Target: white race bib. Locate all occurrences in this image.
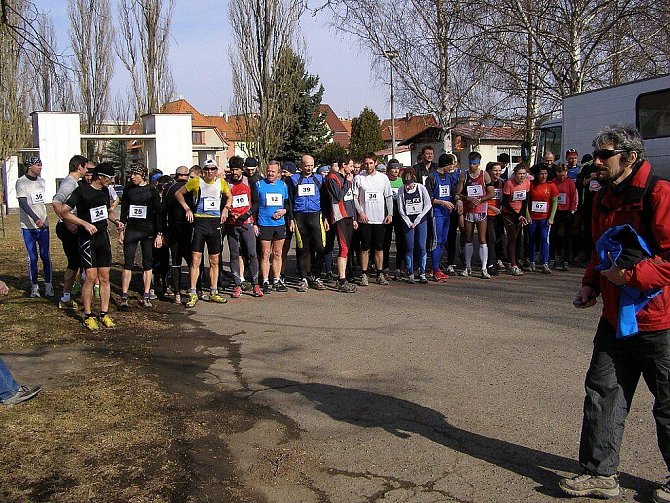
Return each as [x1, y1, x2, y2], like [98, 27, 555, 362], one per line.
[557, 193, 567, 205]
[30, 190, 45, 205]
[202, 197, 219, 211]
[439, 185, 450, 198]
[467, 185, 484, 197]
[406, 202, 422, 215]
[365, 191, 381, 202]
[391, 187, 399, 199]
[343, 188, 354, 201]
[129, 205, 147, 219]
[531, 201, 548, 213]
[232, 194, 249, 208]
[589, 179, 601, 192]
[266, 193, 283, 207]
[494, 188, 503, 200]
[90, 205, 108, 223]
[512, 190, 527, 201]
[298, 184, 315, 197]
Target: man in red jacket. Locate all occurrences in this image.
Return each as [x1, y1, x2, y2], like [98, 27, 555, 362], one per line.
[560, 125, 670, 502]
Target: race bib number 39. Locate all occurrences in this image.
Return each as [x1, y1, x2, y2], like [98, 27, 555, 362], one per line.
[90, 205, 108, 223]
[466, 185, 484, 197]
[266, 193, 283, 207]
[232, 194, 249, 208]
[129, 205, 147, 219]
[30, 190, 45, 205]
[298, 184, 315, 197]
[531, 201, 548, 213]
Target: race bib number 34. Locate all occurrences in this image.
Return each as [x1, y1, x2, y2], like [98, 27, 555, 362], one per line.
[90, 205, 108, 223]
[365, 191, 381, 201]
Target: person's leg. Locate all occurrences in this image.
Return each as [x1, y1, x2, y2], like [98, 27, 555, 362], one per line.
[308, 214, 325, 279]
[486, 216, 496, 267]
[241, 225, 260, 285]
[430, 215, 446, 274]
[227, 227, 243, 286]
[503, 214, 518, 268]
[324, 227, 335, 276]
[0, 356, 20, 402]
[335, 219, 352, 280]
[446, 210, 459, 268]
[527, 220, 538, 265]
[122, 236, 140, 295]
[477, 218, 488, 272]
[540, 218, 551, 265]
[98, 267, 111, 313]
[382, 221, 393, 271]
[271, 239, 285, 282]
[22, 228, 39, 288]
[83, 267, 98, 315]
[393, 213, 406, 271]
[416, 220, 428, 275]
[260, 240, 272, 283]
[373, 225, 385, 273]
[494, 215, 505, 263]
[403, 225, 415, 276]
[209, 253, 221, 291]
[578, 319, 640, 475]
[37, 227, 53, 284]
[189, 252, 203, 291]
[463, 220, 474, 270]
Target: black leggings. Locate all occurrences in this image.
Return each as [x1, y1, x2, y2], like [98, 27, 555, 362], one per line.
[123, 230, 153, 270]
[169, 224, 193, 292]
[295, 212, 325, 278]
[226, 223, 259, 285]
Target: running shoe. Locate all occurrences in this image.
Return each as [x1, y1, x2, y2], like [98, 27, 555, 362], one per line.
[232, 286, 242, 299]
[558, 472, 619, 498]
[562, 261, 570, 271]
[58, 299, 78, 310]
[139, 296, 153, 308]
[376, 274, 389, 285]
[83, 315, 100, 331]
[509, 266, 524, 276]
[496, 260, 505, 270]
[174, 293, 182, 305]
[30, 284, 40, 298]
[297, 279, 309, 292]
[312, 278, 326, 291]
[460, 268, 471, 277]
[210, 292, 228, 304]
[487, 265, 499, 277]
[1, 385, 42, 405]
[541, 263, 552, 274]
[407, 275, 416, 284]
[433, 270, 449, 282]
[253, 284, 264, 297]
[44, 283, 54, 297]
[99, 314, 116, 328]
[481, 269, 491, 279]
[186, 293, 198, 308]
[93, 285, 100, 299]
[241, 281, 252, 292]
[149, 288, 158, 300]
[419, 274, 428, 284]
[274, 279, 288, 292]
[71, 281, 81, 297]
[338, 280, 357, 293]
[525, 262, 535, 272]
[119, 297, 129, 311]
[653, 479, 670, 503]
[262, 282, 272, 295]
[445, 265, 456, 275]
[359, 273, 369, 286]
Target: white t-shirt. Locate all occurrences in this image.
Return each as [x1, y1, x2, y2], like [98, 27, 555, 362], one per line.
[16, 175, 48, 229]
[353, 171, 392, 224]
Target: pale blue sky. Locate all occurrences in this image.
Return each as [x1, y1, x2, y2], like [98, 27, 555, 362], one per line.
[34, 0, 393, 120]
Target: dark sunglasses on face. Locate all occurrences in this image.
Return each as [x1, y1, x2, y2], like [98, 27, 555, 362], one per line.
[176, 173, 188, 177]
[593, 149, 626, 160]
[203, 167, 217, 171]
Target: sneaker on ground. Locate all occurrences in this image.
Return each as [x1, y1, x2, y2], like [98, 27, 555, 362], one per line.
[445, 265, 456, 275]
[312, 278, 326, 291]
[119, 297, 129, 311]
[542, 263, 552, 274]
[481, 269, 491, 279]
[149, 289, 158, 300]
[496, 260, 505, 270]
[58, 299, 78, 310]
[262, 282, 273, 295]
[433, 270, 449, 282]
[174, 293, 182, 305]
[44, 283, 54, 297]
[338, 280, 357, 293]
[376, 274, 389, 285]
[30, 284, 40, 298]
[487, 266, 499, 276]
[562, 261, 570, 271]
[210, 292, 228, 304]
[253, 284, 264, 297]
[93, 285, 100, 299]
[200, 291, 210, 301]
[460, 268, 471, 277]
[359, 273, 369, 286]
[232, 286, 242, 299]
[274, 280, 288, 292]
[653, 479, 670, 503]
[297, 279, 309, 292]
[83, 316, 100, 331]
[186, 293, 198, 308]
[558, 473, 619, 498]
[2, 384, 42, 405]
[509, 266, 524, 276]
[407, 275, 416, 284]
[139, 296, 153, 308]
[99, 314, 116, 328]
[528, 262, 536, 272]
[419, 274, 428, 284]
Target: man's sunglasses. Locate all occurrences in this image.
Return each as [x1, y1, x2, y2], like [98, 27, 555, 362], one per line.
[593, 149, 626, 160]
[203, 167, 218, 171]
[176, 173, 189, 177]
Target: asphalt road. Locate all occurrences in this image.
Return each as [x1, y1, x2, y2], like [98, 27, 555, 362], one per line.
[176, 269, 663, 503]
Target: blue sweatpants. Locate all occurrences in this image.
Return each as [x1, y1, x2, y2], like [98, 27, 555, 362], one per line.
[22, 227, 52, 285]
[430, 213, 451, 272]
[528, 218, 550, 265]
[404, 220, 428, 274]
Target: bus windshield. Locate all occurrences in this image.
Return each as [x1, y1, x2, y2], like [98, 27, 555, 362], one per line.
[536, 125, 562, 163]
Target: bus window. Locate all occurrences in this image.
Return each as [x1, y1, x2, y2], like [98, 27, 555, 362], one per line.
[637, 89, 670, 139]
[535, 125, 562, 164]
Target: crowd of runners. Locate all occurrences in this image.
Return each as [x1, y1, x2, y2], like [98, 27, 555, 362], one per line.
[14, 145, 602, 331]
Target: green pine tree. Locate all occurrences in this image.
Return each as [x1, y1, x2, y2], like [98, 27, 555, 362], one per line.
[349, 107, 383, 160]
[103, 139, 130, 181]
[316, 142, 347, 166]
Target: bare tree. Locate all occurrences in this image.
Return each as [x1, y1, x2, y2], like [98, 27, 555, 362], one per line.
[229, 0, 304, 169]
[116, 0, 175, 117]
[69, 0, 114, 159]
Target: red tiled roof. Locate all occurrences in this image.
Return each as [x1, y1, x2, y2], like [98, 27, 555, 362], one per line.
[380, 114, 437, 142]
[207, 114, 250, 142]
[451, 125, 525, 142]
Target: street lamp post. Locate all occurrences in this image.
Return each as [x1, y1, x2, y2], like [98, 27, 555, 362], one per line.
[383, 49, 399, 160]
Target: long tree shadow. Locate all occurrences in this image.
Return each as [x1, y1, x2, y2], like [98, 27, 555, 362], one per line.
[260, 378, 655, 499]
